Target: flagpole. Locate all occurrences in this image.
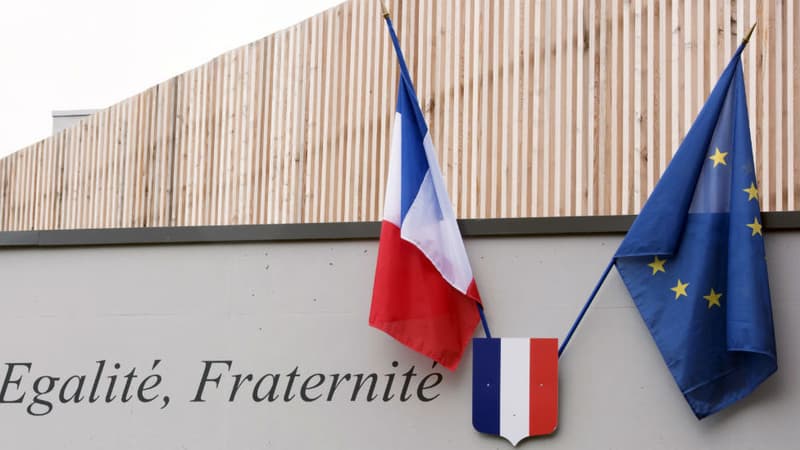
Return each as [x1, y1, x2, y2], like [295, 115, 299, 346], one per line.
[380, 2, 493, 340]
[380, 3, 416, 100]
[558, 259, 615, 357]
[742, 22, 757, 44]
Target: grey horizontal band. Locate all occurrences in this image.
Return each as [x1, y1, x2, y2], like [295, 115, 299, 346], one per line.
[1, 212, 799, 248]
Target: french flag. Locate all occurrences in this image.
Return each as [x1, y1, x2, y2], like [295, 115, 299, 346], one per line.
[369, 14, 481, 371]
[472, 338, 559, 445]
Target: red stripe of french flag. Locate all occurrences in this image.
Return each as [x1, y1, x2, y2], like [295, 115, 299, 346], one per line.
[370, 220, 481, 370]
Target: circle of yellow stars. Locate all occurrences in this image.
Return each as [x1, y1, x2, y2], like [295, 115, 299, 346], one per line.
[641, 147, 766, 310]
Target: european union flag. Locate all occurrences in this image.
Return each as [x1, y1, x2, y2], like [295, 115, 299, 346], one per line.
[614, 43, 777, 419]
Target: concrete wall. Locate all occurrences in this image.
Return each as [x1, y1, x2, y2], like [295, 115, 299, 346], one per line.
[0, 231, 796, 449]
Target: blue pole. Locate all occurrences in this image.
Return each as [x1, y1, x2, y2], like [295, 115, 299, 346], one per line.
[478, 304, 492, 339]
[558, 259, 615, 357]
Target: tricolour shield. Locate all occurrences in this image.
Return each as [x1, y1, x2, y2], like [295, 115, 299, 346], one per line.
[472, 338, 558, 446]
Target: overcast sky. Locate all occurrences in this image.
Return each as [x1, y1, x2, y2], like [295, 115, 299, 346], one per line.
[0, 0, 344, 158]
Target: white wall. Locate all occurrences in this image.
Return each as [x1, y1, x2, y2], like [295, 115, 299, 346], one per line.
[0, 232, 796, 449]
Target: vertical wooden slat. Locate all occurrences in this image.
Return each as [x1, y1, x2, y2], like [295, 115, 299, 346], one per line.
[294, 22, 309, 223]
[87, 112, 98, 228]
[497, 0, 509, 217]
[352, 0, 365, 219]
[282, 27, 295, 224]
[244, 44, 258, 225]
[520, 0, 532, 217]
[230, 48, 242, 225]
[585, 0, 596, 214]
[97, 110, 107, 228]
[140, 94, 151, 227]
[597, 0, 608, 215]
[774, 0, 783, 211]
[164, 81, 177, 227]
[541, 0, 552, 216]
[29, 144, 37, 229]
[683, 0, 693, 136]
[563, 0, 575, 216]
[350, 0, 366, 221]
[789, 0, 796, 210]
[108, 106, 117, 227]
[56, 132, 66, 229]
[24, 146, 34, 229]
[227, 49, 240, 225]
[552, 0, 563, 217]
[36, 140, 46, 230]
[440, 0, 453, 213]
[42, 138, 50, 229]
[305, 16, 320, 222]
[0, 151, 6, 230]
[759, 1, 770, 210]
[217, 57, 229, 226]
[487, 0, 498, 217]
[646, 0, 656, 205]
[0, 156, 6, 230]
[32, 142, 42, 229]
[10, 152, 18, 230]
[622, 0, 632, 214]
[671, 0, 681, 156]
[696, 0, 705, 107]
[452, 0, 463, 216]
[66, 124, 75, 228]
[9, 151, 16, 229]
[39, 138, 49, 229]
[77, 120, 88, 228]
[13, 147, 20, 229]
[147, 87, 159, 227]
[633, 0, 643, 212]
[258, 39, 271, 224]
[336, 8, 350, 222]
[467, 0, 479, 217]
[319, 14, 333, 223]
[3, 150, 10, 229]
[612, 0, 622, 215]
[186, 69, 198, 226]
[105, 105, 115, 227]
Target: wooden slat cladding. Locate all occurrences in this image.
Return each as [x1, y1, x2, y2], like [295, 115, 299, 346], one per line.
[1, 0, 798, 231]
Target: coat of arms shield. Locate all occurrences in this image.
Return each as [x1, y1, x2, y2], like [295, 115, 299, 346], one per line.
[472, 337, 558, 446]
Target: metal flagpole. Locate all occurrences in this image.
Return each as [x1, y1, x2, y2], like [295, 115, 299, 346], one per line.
[558, 259, 615, 357]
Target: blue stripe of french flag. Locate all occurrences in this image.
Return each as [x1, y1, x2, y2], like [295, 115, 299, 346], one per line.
[472, 338, 559, 446]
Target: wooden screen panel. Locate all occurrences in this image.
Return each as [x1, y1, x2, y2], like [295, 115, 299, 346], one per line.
[0, 0, 798, 231]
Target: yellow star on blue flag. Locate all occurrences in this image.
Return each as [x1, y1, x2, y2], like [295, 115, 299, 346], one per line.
[613, 42, 777, 419]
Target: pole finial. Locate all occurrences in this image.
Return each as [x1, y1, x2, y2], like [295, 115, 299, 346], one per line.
[381, 1, 390, 18]
[742, 22, 757, 45]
